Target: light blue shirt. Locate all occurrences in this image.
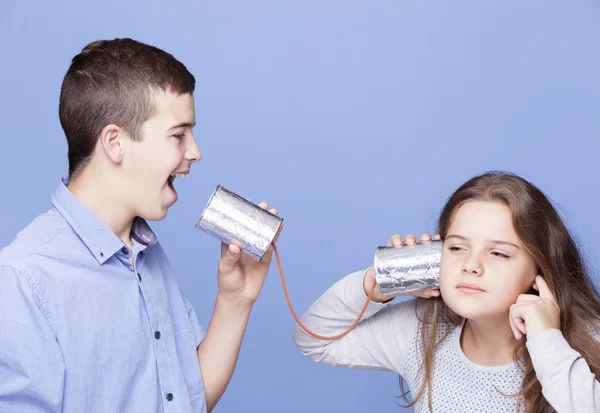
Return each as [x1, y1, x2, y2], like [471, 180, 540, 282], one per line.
[0, 179, 207, 413]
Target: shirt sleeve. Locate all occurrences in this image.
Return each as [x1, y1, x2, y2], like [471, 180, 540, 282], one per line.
[526, 328, 600, 412]
[182, 295, 206, 348]
[0, 265, 65, 413]
[292, 269, 420, 377]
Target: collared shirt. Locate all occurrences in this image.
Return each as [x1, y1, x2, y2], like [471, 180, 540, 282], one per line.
[0, 179, 207, 413]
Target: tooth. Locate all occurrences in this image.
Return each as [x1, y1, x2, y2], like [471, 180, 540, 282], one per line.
[181, 174, 186, 179]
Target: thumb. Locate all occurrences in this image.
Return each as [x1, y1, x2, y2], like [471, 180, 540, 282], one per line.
[218, 243, 241, 276]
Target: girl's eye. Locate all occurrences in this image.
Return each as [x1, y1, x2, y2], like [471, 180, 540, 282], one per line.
[491, 252, 510, 259]
[449, 246, 463, 252]
[174, 133, 185, 141]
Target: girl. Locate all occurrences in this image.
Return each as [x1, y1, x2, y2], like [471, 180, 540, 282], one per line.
[293, 171, 600, 412]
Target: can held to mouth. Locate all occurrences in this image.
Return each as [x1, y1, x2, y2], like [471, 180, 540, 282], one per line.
[374, 240, 443, 295]
[195, 185, 283, 261]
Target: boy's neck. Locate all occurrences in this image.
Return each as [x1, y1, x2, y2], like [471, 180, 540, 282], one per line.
[67, 172, 134, 250]
[460, 315, 518, 366]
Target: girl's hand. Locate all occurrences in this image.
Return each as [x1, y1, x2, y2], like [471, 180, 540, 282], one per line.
[364, 233, 442, 303]
[508, 276, 561, 341]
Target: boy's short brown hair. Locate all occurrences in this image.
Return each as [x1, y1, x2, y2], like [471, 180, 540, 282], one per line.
[59, 38, 195, 178]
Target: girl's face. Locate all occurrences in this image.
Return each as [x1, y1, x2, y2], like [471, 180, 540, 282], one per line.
[439, 201, 538, 321]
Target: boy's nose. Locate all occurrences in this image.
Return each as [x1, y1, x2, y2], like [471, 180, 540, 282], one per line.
[186, 139, 202, 163]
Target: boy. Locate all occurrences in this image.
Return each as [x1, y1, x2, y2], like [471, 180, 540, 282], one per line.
[0, 38, 279, 413]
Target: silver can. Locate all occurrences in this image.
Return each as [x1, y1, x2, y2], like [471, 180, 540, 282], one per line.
[374, 240, 443, 295]
[195, 185, 283, 261]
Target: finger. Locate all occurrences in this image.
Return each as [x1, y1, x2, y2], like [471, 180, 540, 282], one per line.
[258, 201, 269, 210]
[218, 243, 241, 275]
[510, 303, 529, 335]
[427, 288, 441, 297]
[269, 208, 278, 215]
[516, 294, 539, 304]
[515, 316, 527, 336]
[389, 234, 402, 247]
[404, 234, 417, 246]
[433, 234, 441, 240]
[508, 309, 522, 340]
[510, 311, 527, 338]
[419, 233, 432, 243]
[534, 276, 556, 301]
[414, 288, 440, 299]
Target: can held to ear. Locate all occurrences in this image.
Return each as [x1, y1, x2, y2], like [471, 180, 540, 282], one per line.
[195, 185, 283, 261]
[374, 240, 443, 295]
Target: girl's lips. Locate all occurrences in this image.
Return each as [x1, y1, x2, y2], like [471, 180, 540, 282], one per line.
[456, 283, 485, 294]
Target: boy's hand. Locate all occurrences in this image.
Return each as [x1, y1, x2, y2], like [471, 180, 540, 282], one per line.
[216, 202, 281, 307]
[364, 232, 442, 303]
[509, 275, 560, 341]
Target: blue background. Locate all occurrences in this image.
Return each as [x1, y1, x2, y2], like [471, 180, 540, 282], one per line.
[1, 1, 598, 412]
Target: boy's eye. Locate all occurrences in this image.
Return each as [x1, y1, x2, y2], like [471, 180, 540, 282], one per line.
[174, 133, 185, 140]
[449, 246, 463, 252]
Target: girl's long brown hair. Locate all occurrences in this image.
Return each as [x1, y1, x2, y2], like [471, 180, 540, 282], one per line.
[399, 171, 600, 412]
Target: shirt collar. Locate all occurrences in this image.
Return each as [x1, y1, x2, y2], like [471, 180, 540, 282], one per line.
[51, 177, 157, 264]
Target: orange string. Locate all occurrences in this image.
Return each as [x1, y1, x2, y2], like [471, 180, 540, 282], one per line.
[271, 243, 378, 341]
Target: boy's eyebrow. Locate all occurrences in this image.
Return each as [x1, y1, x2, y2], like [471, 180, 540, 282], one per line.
[168, 121, 196, 130]
[445, 234, 521, 249]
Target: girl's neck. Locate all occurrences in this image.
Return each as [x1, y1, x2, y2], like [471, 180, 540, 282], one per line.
[460, 316, 519, 366]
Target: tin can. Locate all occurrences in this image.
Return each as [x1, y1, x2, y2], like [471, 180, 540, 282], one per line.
[195, 185, 283, 261]
[374, 240, 443, 295]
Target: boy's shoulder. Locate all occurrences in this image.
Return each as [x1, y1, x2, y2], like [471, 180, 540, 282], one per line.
[0, 208, 69, 269]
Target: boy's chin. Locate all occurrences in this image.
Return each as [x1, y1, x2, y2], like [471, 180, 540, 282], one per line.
[139, 206, 170, 222]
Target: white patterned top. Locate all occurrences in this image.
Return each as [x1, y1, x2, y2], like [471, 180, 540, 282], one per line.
[293, 270, 600, 412]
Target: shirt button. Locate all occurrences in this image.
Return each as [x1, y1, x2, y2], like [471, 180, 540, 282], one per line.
[137, 273, 142, 282]
[121, 247, 129, 254]
[154, 331, 161, 340]
[166, 393, 174, 401]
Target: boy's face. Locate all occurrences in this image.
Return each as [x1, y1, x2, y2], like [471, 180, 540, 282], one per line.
[121, 90, 201, 221]
[438, 201, 537, 322]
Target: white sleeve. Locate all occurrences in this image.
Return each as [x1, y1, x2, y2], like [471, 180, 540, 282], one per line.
[292, 269, 420, 377]
[527, 328, 600, 413]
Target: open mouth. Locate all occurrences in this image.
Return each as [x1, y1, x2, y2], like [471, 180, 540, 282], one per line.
[167, 173, 187, 194]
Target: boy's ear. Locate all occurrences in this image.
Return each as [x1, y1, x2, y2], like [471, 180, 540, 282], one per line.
[99, 124, 125, 164]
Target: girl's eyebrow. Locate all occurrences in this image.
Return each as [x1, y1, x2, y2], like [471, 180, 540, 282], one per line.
[489, 240, 521, 250]
[446, 234, 468, 242]
[446, 234, 521, 250]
